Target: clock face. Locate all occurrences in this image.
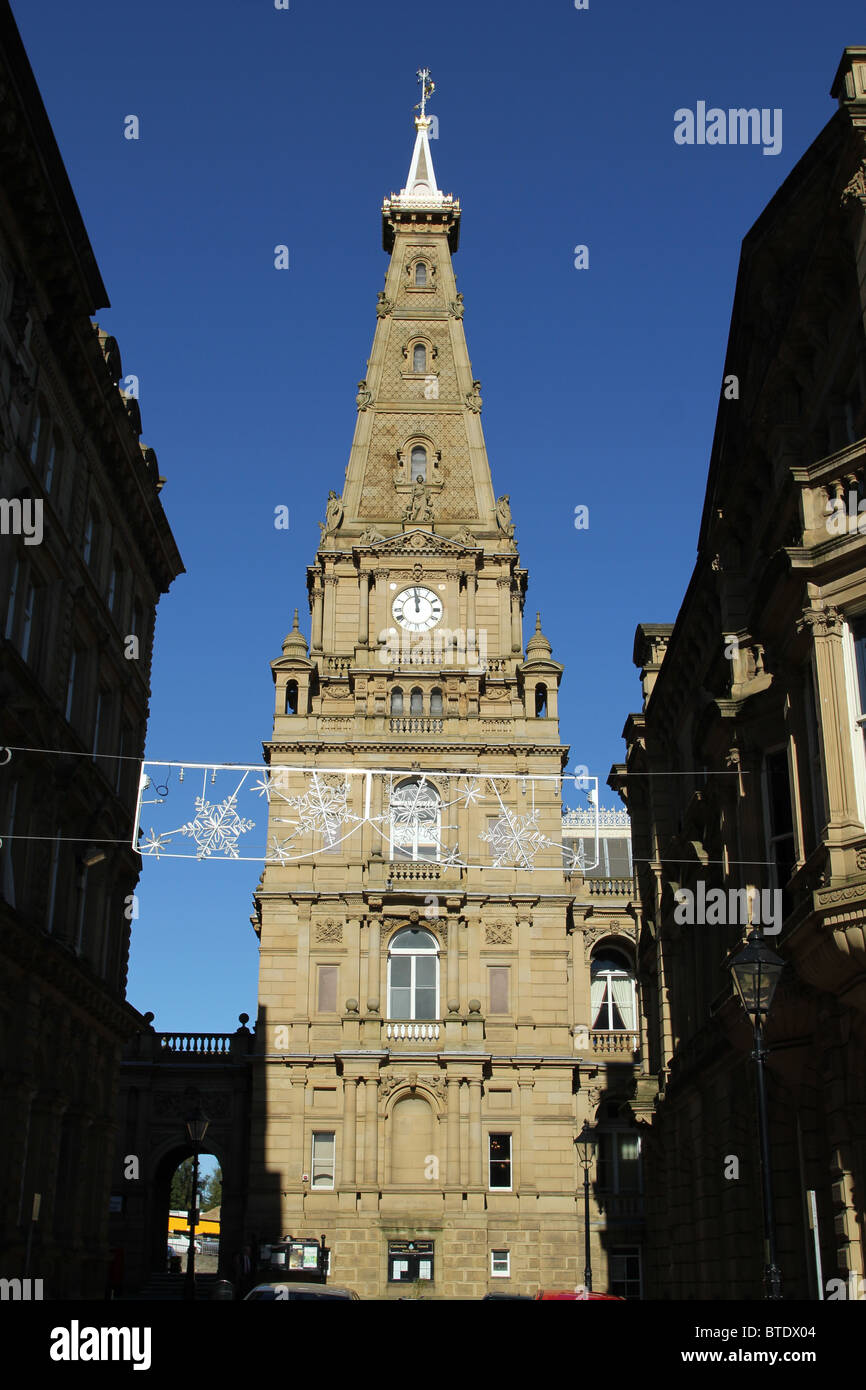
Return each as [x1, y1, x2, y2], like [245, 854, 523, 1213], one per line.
[392, 585, 443, 632]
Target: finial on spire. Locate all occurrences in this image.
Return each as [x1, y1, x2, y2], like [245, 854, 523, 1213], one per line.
[291, 608, 299, 632]
[415, 67, 435, 121]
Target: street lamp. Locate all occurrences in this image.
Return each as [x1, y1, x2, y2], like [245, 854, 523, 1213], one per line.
[574, 1123, 597, 1293]
[729, 929, 785, 1300]
[183, 1102, 209, 1302]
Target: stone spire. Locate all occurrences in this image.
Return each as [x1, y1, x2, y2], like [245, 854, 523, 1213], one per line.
[323, 76, 504, 543]
[526, 612, 553, 659]
[281, 608, 308, 658]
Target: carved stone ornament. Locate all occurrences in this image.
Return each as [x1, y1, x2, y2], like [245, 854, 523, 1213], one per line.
[856, 848, 866, 873]
[154, 1091, 230, 1120]
[356, 380, 373, 411]
[403, 483, 435, 524]
[495, 494, 514, 538]
[841, 162, 866, 210]
[464, 380, 482, 413]
[380, 1073, 446, 1103]
[376, 292, 394, 317]
[315, 920, 343, 943]
[448, 293, 465, 319]
[485, 922, 512, 944]
[796, 604, 843, 638]
[319, 490, 344, 539]
[358, 527, 386, 545]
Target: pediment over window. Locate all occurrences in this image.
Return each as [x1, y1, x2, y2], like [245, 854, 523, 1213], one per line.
[353, 529, 473, 556]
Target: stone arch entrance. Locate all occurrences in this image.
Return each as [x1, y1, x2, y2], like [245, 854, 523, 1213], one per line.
[108, 1020, 253, 1295]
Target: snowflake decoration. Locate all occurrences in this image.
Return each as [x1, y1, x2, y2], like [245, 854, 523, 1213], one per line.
[286, 773, 355, 841]
[140, 828, 169, 858]
[267, 835, 294, 865]
[480, 810, 552, 869]
[456, 776, 483, 807]
[179, 794, 256, 859]
[440, 843, 465, 868]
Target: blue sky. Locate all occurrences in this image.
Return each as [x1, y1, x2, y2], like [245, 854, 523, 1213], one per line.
[14, 0, 865, 1030]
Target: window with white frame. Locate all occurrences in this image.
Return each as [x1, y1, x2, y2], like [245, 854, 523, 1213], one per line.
[490, 1249, 510, 1277]
[390, 776, 441, 860]
[590, 947, 636, 1031]
[311, 1131, 335, 1188]
[387, 926, 439, 1019]
[488, 1133, 512, 1190]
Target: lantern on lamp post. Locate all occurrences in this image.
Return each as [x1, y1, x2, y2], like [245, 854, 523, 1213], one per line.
[183, 1102, 209, 1302]
[728, 928, 785, 1300]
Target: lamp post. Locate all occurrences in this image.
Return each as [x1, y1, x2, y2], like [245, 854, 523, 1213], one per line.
[729, 929, 785, 1300]
[183, 1103, 209, 1302]
[574, 1124, 597, 1294]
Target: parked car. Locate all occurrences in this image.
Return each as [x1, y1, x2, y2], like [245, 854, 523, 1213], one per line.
[534, 1289, 624, 1300]
[244, 1281, 360, 1300]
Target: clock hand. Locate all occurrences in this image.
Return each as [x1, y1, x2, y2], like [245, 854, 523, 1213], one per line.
[414, 589, 420, 613]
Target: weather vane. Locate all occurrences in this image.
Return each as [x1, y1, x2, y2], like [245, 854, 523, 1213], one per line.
[415, 67, 435, 120]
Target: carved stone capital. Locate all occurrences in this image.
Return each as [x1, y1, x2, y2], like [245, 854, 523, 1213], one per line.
[796, 604, 844, 639]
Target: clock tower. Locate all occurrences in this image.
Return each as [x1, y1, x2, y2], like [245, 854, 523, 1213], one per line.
[246, 82, 637, 1299]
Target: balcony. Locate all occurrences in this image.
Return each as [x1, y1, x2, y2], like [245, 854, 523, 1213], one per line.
[389, 717, 444, 733]
[158, 1032, 234, 1056]
[385, 1021, 441, 1042]
[387, 861, 442, 882]
[586, 876, 635, 897]
[589, 1030, 640, 1058]
[597, 1192, 645, 1220]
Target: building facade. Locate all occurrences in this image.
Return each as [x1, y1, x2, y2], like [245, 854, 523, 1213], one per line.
[245, 100, 648, 1300]
[0, 2, 183, 1298]
[612, 49, 866, 1300]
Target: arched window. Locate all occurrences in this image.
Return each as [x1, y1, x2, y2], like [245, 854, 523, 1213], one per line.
[388, 926, 439, 1019]
[412, 343, 426, 373]
[430, 687, 443, 716]
[390, 686, 404, 716]
[285, 680, 299, 715]
[410, 687, 423, 715]
[410, 446, 427, 483]
[535, 683, 548, 717]
[590, 947, 636, 1031]
[414, 262, 428, 288]
[390, 776, 441, 861]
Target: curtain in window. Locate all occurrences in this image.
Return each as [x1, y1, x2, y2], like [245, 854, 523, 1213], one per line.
[610, 977, 635, 1030]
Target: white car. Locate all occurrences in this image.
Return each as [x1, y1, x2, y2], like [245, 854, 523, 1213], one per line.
[168, 1237, 201, 1255]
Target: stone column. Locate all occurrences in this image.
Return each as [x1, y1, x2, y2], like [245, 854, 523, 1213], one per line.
[323, 573, 339, 651]
[447, 915, 460, 1011]
[797, 605, 861, 832]
[373, 570, 391, 650]
[367, 916, 382, 1011]
[311, 578, 324, 651]
[447, 1076, 461, 1187]
[358, 572, 370, 646]
[364, 1076, 379, 1186]
[511, 590, 523, 653]
[497, 579, 511, 657]
[465, 572, 476, 643]
[518, 1072, 535, 1192]
[468, 1078, 483, 1188]
[342, 1078, 357, 1187]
